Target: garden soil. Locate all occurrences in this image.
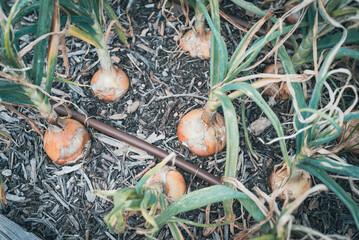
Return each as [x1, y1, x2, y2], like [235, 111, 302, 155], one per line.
[0, 0, 358, 239]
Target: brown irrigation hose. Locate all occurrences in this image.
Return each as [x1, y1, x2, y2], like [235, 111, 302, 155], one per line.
[54, 105, 221, 185]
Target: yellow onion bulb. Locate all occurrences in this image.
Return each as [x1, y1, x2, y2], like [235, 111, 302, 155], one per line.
[146, 166, 186, 201]
[284, 3, 301, 24]
[180, 29, 211, 59]
[90, 66, 129, 101]
[269, 164, 312, 200]
[263, 63, 290, 100]
[336, 119, 359, 155]
[177, 109, 226, 156]
[44, 118, 91, 165]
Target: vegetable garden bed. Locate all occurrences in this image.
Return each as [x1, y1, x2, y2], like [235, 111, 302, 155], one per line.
[1, 0, 359, 239]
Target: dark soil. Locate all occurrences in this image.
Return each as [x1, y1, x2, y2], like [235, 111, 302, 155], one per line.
[1, 0, 359, 239]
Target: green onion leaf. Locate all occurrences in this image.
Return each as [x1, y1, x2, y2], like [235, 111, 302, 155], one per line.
[298, 162, 359, 229]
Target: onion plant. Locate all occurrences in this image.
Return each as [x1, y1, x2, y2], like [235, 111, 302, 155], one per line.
[292, 0, 359, 68]
[60, 0, 130, 101]
[0, 0, 91, 165]
[95, 153, 269, 238]
[179, 0, 211, 59]
[223, 177, 333, 239]
[280, 1, 359, 230]
[262, 63, 290, 101]
[177, 0, 313, 221]
[232, 0, 359, 229]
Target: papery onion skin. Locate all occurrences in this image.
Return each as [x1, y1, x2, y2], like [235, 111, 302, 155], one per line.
[263, 63, 290, 100]
[177, 109, 226, 156]
[44, 118, 91, 165]
[146, 166, 186, 201]
[164, 169, 186, 201]
[180, 29, 211, 59]
[269, 165, 312, 200]
[91, 66, 129, 101]
[284, 3, 301, 24]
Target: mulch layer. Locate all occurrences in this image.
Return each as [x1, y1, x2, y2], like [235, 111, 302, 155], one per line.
[1, 0, 359, 239]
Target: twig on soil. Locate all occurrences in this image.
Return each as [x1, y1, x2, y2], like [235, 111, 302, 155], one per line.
[42, 181, 70, 210]
[150, 71, 169, 87]
[155, 93, 208, 101]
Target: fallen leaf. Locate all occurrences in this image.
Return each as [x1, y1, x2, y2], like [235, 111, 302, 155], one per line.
[94, 133, 153, 160]
[94, 133, 123, 148]
[248, 117, 272, 136]
[146, 132, 165, 144]
[54, 163, 83, 176]
[109, 113, 128, 120]
[111, 56, 121, 63]
[127, 101, 140, 113]
[140, 28, 149, 37]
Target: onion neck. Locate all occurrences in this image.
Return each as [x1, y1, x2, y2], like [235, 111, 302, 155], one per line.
[92, 20, 113, 70]
[26, 88, 58, 125]
[96, 47, 113, 71]
[201, 99, 218, 125]
[194, 1, 206, 35]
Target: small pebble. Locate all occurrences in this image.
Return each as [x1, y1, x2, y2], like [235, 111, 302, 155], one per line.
[1, 169, 11, 177]
[85, 191, 96, 203]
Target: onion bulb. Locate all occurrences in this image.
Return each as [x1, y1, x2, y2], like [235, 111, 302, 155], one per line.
[263, 63, 290, 100]
[269, 164, 312, 200]
[146, 166, 186, 201]
[180, 29, 211, 59]
[91, 66, 129, 101]
[284, 3, 300, 24]
[44, 118, 91, 165]
[336, 119, 359, 155]
[177, 109, 226, 156]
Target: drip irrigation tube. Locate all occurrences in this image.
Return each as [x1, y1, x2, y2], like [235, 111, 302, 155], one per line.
[54, 105, 222, 185]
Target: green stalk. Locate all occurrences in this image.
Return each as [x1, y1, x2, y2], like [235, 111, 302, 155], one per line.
[194, 0, 206, 35]
[25, 87, 57, 124]
[91, 19, 113, 70]
[204, 78, 281, 115]
[45, 0, 60, 97]
[154, 185, 269, 233]
[241, 100, 258, 160]
[292, 15, 350, 68]
[221, 82, 291, 172]
[33, 0, 54, 86]
[216, 91, 240, 220]
[96, 47, 113, 70]
[291, 28, 314, 68]
[67, 23, 112, 70]
[67, 25, 101, 48]
[4, 0, 21, 67]
[298, 47, 359, 65]
[276, 45, 306, 153]
[231, 0, 277, 23]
